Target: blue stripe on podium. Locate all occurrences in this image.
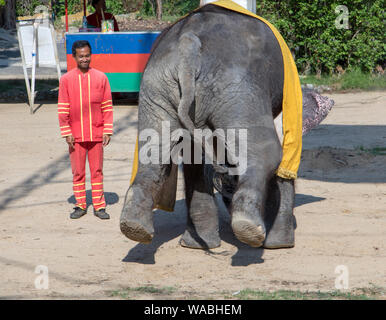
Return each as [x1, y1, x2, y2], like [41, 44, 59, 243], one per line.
[66, 32, 161, 54]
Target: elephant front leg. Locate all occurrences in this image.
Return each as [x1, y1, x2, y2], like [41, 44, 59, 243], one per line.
[179, 164, 221, 249]
[263, 177, 295, 249]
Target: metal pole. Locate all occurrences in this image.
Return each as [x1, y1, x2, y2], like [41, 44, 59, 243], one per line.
[30, 22, 38, 114]
[16, 23, 32, 111]
[50, 22, 62, 81]
[65, 0, 68, 32]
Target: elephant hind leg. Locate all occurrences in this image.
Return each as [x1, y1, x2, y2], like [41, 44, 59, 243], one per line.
[120, 160, 178, 244]
[120, 103, 180, 244]
[231, 219, 266, 247]
[230, 127, 282, 248]
[263, 176, 295, 249]
[179, 163, 221, 249]
[120, 184, 155, 244]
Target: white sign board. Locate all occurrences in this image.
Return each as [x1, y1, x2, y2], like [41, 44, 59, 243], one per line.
[17, 19, 61, 113]
[200, 0, 256, 13]
[17, 20, 57, 67]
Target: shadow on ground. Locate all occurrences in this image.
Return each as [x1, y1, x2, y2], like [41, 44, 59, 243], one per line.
[0, 112, 136, 213]
[121, 196, 266, 266]
[121, 195, 266, 266]
[122, 200, 187, 264]
[67, 191, 119, 209]
[295, 194, 325, 207]
[121, 190, 323, 266]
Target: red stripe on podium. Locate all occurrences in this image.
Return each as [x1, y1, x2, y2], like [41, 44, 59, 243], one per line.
[67, 53, 150, 73]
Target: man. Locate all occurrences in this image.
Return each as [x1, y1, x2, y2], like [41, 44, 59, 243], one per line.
[58, 40, 113, 219]
[86, 0, 119, 31]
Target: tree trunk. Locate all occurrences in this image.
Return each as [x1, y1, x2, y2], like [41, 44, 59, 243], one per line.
[156, 0, 162, 20]
[0, 0, 16, 29]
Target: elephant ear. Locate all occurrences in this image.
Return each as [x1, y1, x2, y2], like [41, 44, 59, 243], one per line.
[302, 91, 335, 135]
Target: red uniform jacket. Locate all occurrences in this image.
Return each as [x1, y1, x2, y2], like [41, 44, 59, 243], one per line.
[86, 12, 119, 31]
[58, 68, 113, 142]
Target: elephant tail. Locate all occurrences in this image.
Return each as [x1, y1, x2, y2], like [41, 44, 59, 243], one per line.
[176, 32, 229, 175]
[176, 32, 201, 135]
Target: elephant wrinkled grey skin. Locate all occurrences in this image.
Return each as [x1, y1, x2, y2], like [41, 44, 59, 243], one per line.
[120, 5, 334, 250]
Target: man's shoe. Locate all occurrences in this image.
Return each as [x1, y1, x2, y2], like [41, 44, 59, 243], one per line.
[70, 207, 87, 219]
[94, 208, 110, 220]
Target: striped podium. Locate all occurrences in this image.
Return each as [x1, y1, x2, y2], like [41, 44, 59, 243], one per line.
[65, 32, 161, 92]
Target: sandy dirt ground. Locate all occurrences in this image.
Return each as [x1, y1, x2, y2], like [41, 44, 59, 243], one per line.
[0, 91, 385, 300]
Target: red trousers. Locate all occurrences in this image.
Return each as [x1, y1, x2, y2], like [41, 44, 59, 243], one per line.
[69, 142, 106, 211]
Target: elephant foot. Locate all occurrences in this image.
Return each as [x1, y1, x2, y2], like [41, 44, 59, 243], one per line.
[120, 186, 154, 244]
[120, 219, 154, 244]
[231, 213, 266, 247]
[263, 212, 294, 249]
[179, 228, 221, 249]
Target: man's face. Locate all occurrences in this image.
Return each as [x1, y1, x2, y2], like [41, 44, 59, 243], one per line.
[74, 46, 91, 70]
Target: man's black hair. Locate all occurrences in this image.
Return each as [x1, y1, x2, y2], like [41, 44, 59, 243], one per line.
[92, 0, 101, 8]
[72, 40, 92, 56]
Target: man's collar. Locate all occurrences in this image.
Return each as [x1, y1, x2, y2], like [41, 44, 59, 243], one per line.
[76, 67, 92, 75]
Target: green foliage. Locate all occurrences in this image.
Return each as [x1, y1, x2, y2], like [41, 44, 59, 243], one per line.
[162, 0, 200, 17]
[0, 0, 5, 8]
[52, 0, 82, 18]
[140, 0, 154, 16]
[16, 0, 136, 18]
[140, 0, 200, 18]
[15, 0, 384, 76]
[105, 0, 126, 15]
[16, 0, 43, 16]
[256, 0, 385, 74]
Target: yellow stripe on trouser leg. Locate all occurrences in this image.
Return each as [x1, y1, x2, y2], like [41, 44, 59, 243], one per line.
[211, 0, 303, 179]
[91, 183, 105, 209]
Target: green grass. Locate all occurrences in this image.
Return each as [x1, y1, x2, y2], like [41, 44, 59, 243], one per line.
[106, 285, 383, 300]
[227, 288, 381, 300]
[301, 69, 386, 91]
[108, 285, 176, 299]
[355, 146, 386, 156]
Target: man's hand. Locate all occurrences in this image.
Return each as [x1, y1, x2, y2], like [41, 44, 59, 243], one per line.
[65, 135, 75, 149]
[103, 134, 111, 147]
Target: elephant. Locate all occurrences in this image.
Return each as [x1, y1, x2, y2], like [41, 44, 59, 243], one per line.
[120, 4, 334, 250]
